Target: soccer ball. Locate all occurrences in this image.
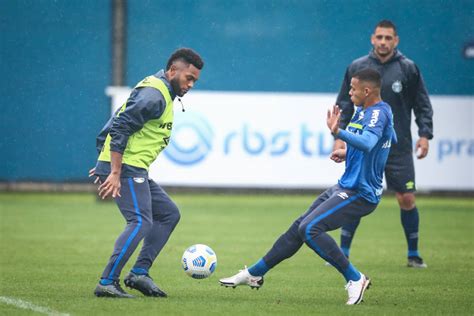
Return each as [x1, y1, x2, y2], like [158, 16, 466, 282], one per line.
[181, 244, 217, 279]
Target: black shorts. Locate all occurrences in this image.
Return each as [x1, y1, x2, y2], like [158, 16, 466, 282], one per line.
[384, 152, 416, 193]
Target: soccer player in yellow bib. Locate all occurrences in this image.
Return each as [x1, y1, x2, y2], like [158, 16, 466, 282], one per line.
[90, 48, 203, 298]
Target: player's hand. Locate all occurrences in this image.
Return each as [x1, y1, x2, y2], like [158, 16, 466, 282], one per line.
[88, 167, 96, 177]
[330, 148, 346, 163]
[415, 137, 429, 159]
[98, 173, 121, 199]
[327, 105, 341, 135]
[332, 138, 346, 152]
[88, 167, 101, 184]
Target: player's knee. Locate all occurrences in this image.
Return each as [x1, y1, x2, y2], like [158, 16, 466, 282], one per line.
[169, 207, 181, 226]
[126, 209, 151, 226]
[297, 222, 306, 240]
[297, 221, 321, 241]
[165, 202, 181, 226]
[153, 203, 180, 227]
[396, 192, 416, 210]
[163, 203, 181, 227]
[140, 217, 153, 234]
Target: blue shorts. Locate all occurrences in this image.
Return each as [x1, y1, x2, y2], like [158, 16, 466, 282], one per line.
[298, 184, 378, 238]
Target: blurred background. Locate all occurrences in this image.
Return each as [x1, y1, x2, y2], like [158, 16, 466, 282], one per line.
[1, 0, 473, 192]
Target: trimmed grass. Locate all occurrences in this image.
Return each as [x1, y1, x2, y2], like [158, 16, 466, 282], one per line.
[0, 193, 473, 315]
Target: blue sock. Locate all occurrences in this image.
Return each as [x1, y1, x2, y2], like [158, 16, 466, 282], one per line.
[340, 219, 360, 258]
[248, 258, 269, 277]
[341, 247, 350, 258]
[401, 207, 420, 257]
[100, 278, 114, 285]
[131, 267, 148, 275]
[343, 263, 361, 282]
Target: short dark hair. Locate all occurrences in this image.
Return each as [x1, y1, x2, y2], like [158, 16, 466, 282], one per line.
[375, 19, 397, 35]
[166, 48, 204, 70]
[353, 68, 382, 89]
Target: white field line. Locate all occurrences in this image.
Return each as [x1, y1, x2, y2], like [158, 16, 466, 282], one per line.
[0, 296, 70, 316]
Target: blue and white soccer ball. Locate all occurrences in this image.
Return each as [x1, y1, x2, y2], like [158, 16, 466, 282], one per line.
[181, 244, 217, 279]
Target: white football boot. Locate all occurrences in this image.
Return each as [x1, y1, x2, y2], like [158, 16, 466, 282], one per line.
[219, 266, 264, 289]
[407, 256, 428, 268]
[345, 273, 370, 305]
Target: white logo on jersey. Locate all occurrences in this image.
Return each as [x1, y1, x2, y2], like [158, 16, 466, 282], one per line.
[375, 187, 383, 196]
[392, 80, 403, 93]
[337, 192, 349, 200]
[382, 139, 392, 148]
[368, 109, 380, 127]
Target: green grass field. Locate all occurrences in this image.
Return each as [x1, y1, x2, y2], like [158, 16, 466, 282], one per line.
[0, 192, 473, 315]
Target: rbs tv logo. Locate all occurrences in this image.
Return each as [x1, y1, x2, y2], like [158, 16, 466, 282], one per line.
[163, 112, 334, 166]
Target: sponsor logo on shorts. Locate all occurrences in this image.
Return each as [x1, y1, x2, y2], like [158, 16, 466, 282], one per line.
[337, 192, 349, 199]
[133, 177, 145, 184]
[405, 181, 415, 190]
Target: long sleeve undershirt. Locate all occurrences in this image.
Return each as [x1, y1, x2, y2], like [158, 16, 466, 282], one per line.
[337, 129, 379, 153]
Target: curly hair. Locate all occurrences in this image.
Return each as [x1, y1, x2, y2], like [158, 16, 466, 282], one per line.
[166, 48, 204, 70]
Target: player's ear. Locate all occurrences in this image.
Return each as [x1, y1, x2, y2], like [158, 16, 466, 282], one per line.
[169, 63, 179, 76]
[394, 35, 400, 48]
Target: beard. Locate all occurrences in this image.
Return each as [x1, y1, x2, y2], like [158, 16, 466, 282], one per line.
[376, 46, 392, 57]
[170, 77, 183, 97]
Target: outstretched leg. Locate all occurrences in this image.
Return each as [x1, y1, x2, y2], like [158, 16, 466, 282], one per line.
[297, 186, 376, 304]
[248, 187, 336, 276]
[219, 187, 334, 288]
